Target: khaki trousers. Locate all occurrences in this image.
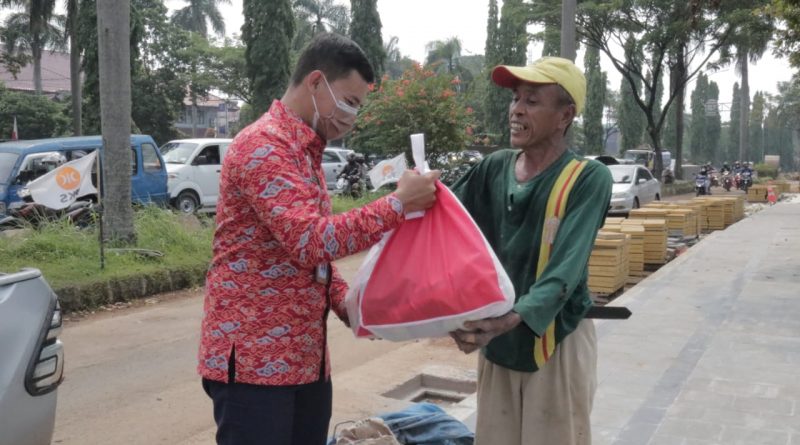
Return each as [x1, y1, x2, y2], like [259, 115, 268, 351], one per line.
[475, 319, 597, 445]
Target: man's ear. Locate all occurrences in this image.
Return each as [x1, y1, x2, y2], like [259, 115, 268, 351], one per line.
[305, 70, 324, 93]
[560, 104, 576, 132]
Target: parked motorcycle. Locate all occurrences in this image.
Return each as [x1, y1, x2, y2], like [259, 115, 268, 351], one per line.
[0, 194, 95, 231]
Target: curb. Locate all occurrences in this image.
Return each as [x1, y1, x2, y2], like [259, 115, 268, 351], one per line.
[54, 264, 208, 312]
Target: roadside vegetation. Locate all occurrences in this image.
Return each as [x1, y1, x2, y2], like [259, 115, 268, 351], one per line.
[0, 192, 389, 289]
[331, 191, 391, 214]
[0, 206, 213, 289]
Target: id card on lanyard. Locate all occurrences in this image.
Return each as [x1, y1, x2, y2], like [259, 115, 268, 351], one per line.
[306, 154, 331, 285]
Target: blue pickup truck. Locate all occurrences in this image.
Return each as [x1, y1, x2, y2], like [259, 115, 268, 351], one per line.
[0, 135, 169, 217]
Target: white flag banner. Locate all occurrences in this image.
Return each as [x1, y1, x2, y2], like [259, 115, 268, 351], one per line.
[368, 153, 407, 191]
[28, 151, 98, 210]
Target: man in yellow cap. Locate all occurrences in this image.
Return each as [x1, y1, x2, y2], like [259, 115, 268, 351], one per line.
[449, 57, 612, 445]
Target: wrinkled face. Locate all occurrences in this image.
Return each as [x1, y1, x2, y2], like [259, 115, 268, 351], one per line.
[310, 70, 369, 141]
[508, 82, 574, 150]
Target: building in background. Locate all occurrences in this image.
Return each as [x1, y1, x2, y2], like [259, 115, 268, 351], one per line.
[175, 93, 240, 138]
[0, 51, 72, 98]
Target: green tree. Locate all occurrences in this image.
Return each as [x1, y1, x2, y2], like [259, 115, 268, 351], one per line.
[170, 0, 230, 38]
[728, 82, 741, 162]
[583, 44, 605, 154]
[79, 0, 195, 144]
[689, 72, 709, 162]
[749, 91, 766, 162]
[425, 37, 462, 75]
[383, 35, 416, 80]
[243, 0, 293, 117]
[349, 0, 384, 81]
[578, 0, 732, 179]
[171, 0, 230, 137]
[1, 0, 65, 95]
[0, 85, 69, 138]
[706, 80, 721, 163]
[773, 0, 800, 67]
[484, 0, 527, 145]
[618, 36, 645, 151]
[718, 0, 774, 162]
[350, 65, 471, 163]
[292, 0, 349, 56]
[203, 37, 251, 103]
[775, 75, 800, 170]
[295, 0, 348, 36]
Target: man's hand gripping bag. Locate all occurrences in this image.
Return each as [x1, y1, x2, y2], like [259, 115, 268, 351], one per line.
[344, 157, 515, 341]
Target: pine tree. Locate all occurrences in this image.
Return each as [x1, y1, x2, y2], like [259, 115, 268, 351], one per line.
[483, 0, 527, 145]
[618, 37, 645, 152]
[707, 80, 722, 163]
[583, 45, 605, 154]
[689, 72, 709, 163]
[243, 0, 294, 117]
[350, 0, 385, 81]
[485, 0, 499, 66]
[542, 22, 560, 57]
[749, 91, 766, 163]
[728, 82, 741, 162]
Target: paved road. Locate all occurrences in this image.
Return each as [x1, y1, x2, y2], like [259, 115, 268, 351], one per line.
[592, 195, 800, 444]
[51, 253, 407, 445]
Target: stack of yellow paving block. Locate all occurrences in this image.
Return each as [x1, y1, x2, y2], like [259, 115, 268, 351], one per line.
[694, 197, 727, 230]
[773, 181, 790, 196]
[728, 195, 745, 221]
[622, 218, 667, 265]
[746, 184, 768, 202]
[642, 203, 698, 238]
[588, 231, 630, 295]
[674, 200, 708, 234]
[602, 221, 645, 278]
[714, 195, 744, 223]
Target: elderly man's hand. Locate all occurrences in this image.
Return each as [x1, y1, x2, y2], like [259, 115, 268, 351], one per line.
[449, 311, 522, 354]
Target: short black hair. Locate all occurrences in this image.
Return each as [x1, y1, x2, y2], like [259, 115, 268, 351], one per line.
[291, 33, 375, 86]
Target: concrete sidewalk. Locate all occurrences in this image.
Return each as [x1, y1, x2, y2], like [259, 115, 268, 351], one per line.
[593, 197, 800, 444]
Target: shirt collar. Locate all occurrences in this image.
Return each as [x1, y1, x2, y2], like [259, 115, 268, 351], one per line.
[268, 100, 326, 164]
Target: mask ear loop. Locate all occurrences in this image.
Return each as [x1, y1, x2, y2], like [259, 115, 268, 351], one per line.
[312, 74, 337, 120]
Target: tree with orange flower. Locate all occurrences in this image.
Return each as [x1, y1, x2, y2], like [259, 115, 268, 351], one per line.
[349, 64, 473, 167]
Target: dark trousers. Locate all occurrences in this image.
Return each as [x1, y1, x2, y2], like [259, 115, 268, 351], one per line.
[202, 377, 332, 445]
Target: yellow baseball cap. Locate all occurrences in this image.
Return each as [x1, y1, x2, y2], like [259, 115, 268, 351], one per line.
[491, 57, 586, 115]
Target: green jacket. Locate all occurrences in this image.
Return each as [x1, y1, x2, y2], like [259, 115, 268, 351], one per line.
[452, 149, 612, 372]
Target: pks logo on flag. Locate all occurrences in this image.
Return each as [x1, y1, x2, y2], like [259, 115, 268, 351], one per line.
[28, 151, 98, 209]
[367, 153, 407, 191]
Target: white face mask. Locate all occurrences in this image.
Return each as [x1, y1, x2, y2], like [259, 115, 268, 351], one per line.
[311, 74, 358, 139]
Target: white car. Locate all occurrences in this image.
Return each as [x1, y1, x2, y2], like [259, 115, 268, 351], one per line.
[607, 164, 662, 214]
[160, 138, 232, 213]
[322, 147, 354, 190]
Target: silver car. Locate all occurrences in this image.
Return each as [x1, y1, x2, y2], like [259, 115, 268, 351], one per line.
[322, 147, 354, 190]
[0, 269, 65, 445]
[608, 165, 662, 214]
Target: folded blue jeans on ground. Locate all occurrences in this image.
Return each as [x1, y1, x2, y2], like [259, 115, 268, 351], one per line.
[379, 402, 474, 445]
[329, 402, 473, 445]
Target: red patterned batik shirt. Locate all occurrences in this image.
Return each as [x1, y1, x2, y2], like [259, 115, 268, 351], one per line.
[198, 100, 405, 386]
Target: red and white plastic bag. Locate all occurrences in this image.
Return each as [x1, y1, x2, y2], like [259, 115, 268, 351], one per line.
[344, 134, 515, 341]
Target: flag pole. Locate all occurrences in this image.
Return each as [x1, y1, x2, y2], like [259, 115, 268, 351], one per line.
[97, 151, 105, 270]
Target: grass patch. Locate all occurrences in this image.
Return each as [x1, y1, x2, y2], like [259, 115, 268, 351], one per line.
[331, 190, 391, 213]
[0, 206, 214, 290]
